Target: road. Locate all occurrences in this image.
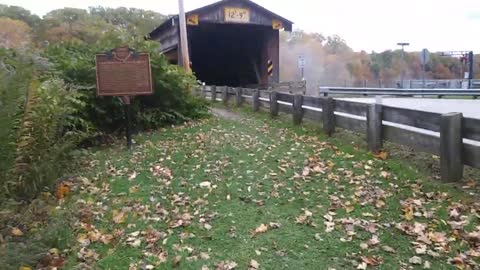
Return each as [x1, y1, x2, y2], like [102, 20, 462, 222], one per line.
[339, 98, 480, 119]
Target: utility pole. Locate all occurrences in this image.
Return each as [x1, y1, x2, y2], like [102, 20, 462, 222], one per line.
[397, 42, 410, 88]
[178, 0, 191, 73]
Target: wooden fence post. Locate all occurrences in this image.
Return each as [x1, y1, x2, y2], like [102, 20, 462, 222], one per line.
[440, 112, 464, 182]
[367, 103, 383, 152]
[235, 88, 243, 106]
[322, 97, 335, 136]
[201, 85, 206, 99]
[253, 89, 260, 112]
[211, 86, 217, 102]
[293, 94, 304, 125]
[270, 91, 279, 117]
[222, 86, 229, 104]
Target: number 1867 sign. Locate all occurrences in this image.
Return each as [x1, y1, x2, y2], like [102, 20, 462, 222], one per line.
[95, 47, 153, 97]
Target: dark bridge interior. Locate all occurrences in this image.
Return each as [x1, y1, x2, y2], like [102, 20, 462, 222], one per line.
[188, 23, 266, 87]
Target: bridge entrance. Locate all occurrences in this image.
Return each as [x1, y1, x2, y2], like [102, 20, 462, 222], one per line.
[189, 23, 272, 86]
[148, 0, 292, 87]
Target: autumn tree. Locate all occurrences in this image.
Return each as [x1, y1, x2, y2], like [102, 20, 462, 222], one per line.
[0, 4, 40, 27]
[0, 17, 32, 49]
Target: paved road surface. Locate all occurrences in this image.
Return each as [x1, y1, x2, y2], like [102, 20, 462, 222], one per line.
[339, 98, 479, 119]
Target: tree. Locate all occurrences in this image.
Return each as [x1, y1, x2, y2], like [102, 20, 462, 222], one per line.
[89, 7, 166, 36]
[0, 17, 32, 49]
[0, 4, 40, 26]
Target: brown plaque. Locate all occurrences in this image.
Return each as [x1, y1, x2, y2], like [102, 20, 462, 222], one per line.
[95, 47, 153, 96]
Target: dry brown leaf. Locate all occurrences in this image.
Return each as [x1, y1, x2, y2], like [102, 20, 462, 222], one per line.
[248, 259, 259, 270]
[172, 255, 182, 267]
[200, 181, 212, 188]
[409, 256, 422, 265]
[375, 199, 386, 209]
[373, 151, 388, 160]
[129, 185, 139, 193]
[361, 256, 382, 266]
[112, 210, 126, 224]
[381, 245, 396, 254]
[56, 183, 70, 199]
[357, 262, 367, 270]
[11, 227, 23, 236]
[269, 222, 281, 229]
[252, 224, 268, 236]
[216, 260, 237, 270]
[403, 205, 414, 221]
[368, 235, 380, 246]
[100, 234, 114, 244]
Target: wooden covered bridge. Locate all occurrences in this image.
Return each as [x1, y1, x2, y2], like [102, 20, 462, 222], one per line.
[148, 0, 293, 87]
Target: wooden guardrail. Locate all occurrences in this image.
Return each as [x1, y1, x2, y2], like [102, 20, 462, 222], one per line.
[197, 85, 480, 182]
[319, 87, 480, 98]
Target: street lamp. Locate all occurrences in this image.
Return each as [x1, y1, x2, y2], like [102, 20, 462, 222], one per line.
[397, 42, 410, 88]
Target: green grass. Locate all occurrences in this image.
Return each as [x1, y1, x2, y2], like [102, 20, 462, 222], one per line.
[9, 106, 480, 269]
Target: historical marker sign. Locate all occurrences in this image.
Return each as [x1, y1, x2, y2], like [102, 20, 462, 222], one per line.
[95, 47, 153, 96]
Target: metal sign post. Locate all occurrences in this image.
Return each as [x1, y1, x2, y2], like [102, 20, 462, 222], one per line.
[121, 96, 133, 149]
[298, 55, 305, 80]
[420, 49, 430, 88]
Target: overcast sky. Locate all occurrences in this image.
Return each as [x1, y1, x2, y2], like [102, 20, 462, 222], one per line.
[1, 0, 480, 53]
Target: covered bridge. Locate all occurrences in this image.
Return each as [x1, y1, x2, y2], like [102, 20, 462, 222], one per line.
[148, 0, 293, 87]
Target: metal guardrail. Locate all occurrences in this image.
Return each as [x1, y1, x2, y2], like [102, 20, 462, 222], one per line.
[319, 87, 480, 98]
[318, 79, 480, 89]
[197, 85, 480, 182]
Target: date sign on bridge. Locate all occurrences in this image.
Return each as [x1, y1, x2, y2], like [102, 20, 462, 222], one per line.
[95, 46, 153, 149]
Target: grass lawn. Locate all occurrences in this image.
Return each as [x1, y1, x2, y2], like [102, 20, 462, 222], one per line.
[7, 106, 480, 270]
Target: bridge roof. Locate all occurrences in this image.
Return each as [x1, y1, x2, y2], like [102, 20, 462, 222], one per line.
[148, 0, 293, 39]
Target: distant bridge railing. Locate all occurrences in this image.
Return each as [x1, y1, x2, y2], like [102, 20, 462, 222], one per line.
[196, 85, 480, 182]
[319, 79, 480, 89]
[319, 87, 480, 98]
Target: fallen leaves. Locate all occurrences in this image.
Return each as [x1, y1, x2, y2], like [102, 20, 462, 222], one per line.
[296, 209, 316, 227]
[112, 210, 126, 224]
[248, 259, 259, 270]
[253, 223, 268, 236]
[409, 256, 422, 265]
[55, 182, 71, 200]
[251, 222, 281, 237]
[216, 260, 237, 270]
[10, 227, 23, 236]
[15, 108, 480, 270]
[199, 181, 212, 189]
[360, 256, 383, 267]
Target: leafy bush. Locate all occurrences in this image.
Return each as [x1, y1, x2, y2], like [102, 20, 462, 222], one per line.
[44, 36, 209, 133]
[9, 79, 94, 198]
[2, 31, 209, 198]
